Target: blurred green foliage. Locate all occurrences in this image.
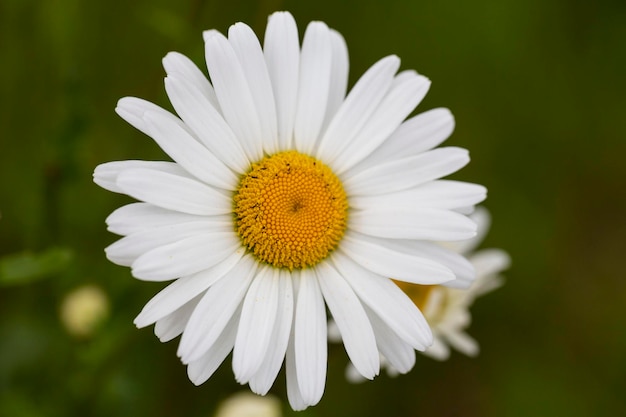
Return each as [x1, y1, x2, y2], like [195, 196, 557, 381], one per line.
[0, 248, 73, 287]
[1, 0, 625, 416]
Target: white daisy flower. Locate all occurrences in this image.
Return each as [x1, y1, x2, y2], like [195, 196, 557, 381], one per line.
[342, 207, 509, 382]
[93, 11, 486, 410]
[417, 207, 510, 360]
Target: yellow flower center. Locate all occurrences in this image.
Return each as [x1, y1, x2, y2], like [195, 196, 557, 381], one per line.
[234, 151, 348, 269]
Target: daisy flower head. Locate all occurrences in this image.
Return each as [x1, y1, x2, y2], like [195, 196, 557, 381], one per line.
[342, 207, 509, 383]
[343, 207, 509, 382]
[93, 11, 486, 410]
[415, 206, 511, 361]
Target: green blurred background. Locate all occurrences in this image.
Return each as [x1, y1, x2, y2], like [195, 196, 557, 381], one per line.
[1, 0, 625, 416]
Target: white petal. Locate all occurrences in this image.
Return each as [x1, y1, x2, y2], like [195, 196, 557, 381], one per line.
[294, 268, 327, 406]
[93, 160, 187, 194]
[116, 168, 231, 215]
[134, 249, 243, 327]
[153, 294, 201, 342]
[228, 22, 278, 155]
[470, 272, 505, 298]
[164, 75, 249, 173]
[340, 231, 455, 285]
[321, 29, 349, 133]
[350, 108, 455, 172]
[115, 96, 187, 139]
[204, 31, 263, 162]
[365, 306, 416, 373]
[333, 72, 431, 173]
[162, 51, 220, 111]
[350, 206, 477, 241]
[202, 29, 220, 42]
[105, 219, 232, 267]
[142, 111, 237, 190]
[344, 147, 470, 196]
[345, 363, 366, 384]
[232, 266, 280, 384]
[249, 270, 294, 395]
[131, 233, 241, 281]
[178, 255, 257, 363]
[106, 203, 208, 236]
[384, 364, 400, 378]
[356, 237, 475, 289]
[421, 286, 446, 319]
[286, 311, 307, 410]
[471, 249, 511, 283]
[331, 253, 432, 349]
[454, 206, 477, 215]
[315, 261, 379, 379]
[293, 21, 332, 155]
[316, 55, 400, 167]
[394, 240, 476, 289]
[445, 330, 479, 357]
[446, 307, 471, 328]
[460, 206, 492, 253]
[187, 308, 241, 385]
[421, 336, 450, 361]
[326, 319, 342, 343]
[444, 205, 491, 254]
[263, 11, 300, 150]
[350, 180, 486, 212]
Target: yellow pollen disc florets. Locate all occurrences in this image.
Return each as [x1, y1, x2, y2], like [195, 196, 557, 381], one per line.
[234, 151, 348, 269]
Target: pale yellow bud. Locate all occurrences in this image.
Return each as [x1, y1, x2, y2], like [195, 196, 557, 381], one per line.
[60, 285, 109, 337]
[214, 392, 281, 417]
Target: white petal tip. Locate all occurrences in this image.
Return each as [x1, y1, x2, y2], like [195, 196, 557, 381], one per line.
[116, 96, 133, 108]
[203, 29, 221, 42]
[269, 11, 295, 21]
[132, 315, 151, 329]
[385, 54, 401, 66]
